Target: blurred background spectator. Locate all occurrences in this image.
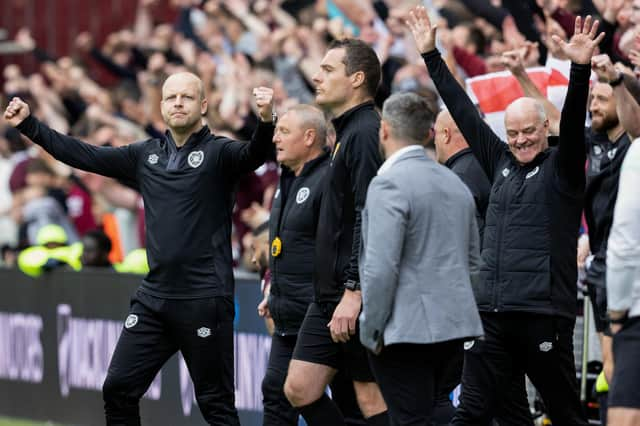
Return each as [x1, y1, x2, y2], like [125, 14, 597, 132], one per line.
[3, 1, 640, 424]
[0, 0, 638, 274]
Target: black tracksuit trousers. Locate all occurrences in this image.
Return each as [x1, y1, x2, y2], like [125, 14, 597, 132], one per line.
[102, 290, 239, 426]
[453, 312, 587, 426]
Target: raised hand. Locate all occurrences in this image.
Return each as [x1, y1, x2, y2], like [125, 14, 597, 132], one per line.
[252, 87, 275, 123]
[629, 50, 640, 69]
[550, 15, 605, 64]
[3, 97, 31, 127]
[502, 49, 527, 76]
[405, 5, 438, 54]
[591, 54, 619, 82]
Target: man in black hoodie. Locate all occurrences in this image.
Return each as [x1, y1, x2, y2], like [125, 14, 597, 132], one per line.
[283, 39, 388, 426]
[407, 6, 603, 425]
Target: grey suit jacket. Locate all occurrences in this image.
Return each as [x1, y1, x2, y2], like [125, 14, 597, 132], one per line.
[359, 148, 484, 352]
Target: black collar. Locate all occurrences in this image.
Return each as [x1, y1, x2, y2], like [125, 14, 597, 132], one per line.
[331, 101, 376, 137]
[444, 147, 472, 168]
[281, 149, 330, 178]
[164, 125, 210, 152]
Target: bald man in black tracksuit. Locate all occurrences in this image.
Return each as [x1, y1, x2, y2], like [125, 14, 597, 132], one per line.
[5, 74, 275, 425]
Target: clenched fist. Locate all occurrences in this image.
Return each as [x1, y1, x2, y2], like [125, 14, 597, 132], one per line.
[252, 87, 275, 123]
[3, 97, 30, 127]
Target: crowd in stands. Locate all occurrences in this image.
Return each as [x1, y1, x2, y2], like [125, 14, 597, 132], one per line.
[2, 0, 640, 424]
[0, 0, 636, 271]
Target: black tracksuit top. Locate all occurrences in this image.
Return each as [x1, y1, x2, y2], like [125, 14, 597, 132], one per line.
[18, 115, 274, 298]
[445, 147, 491, 246]
[313, 102, 382, 304]
[423, 49, 590, 319]
[268, 151, 329, 335]
[584, 130, 631, 260]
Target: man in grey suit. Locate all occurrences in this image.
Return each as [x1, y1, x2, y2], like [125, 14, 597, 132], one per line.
[359, 92, 484, 425]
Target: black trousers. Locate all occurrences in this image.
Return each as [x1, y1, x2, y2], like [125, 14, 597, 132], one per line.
[609, 316, 640, 409]
[433, 341, 533, 426]
[367, 340, 462, 426]
[102, 290, 239, 426]
[262, 333, 365, 426]
[452, 312, 587, 426]
[431, 345, 464, 425]
[585, 255, 609, 333]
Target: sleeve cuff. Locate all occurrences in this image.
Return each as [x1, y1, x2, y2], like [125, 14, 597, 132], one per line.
[16, 114, 38, 140]
[569, 62, 591, 85]
[421, 49, 442, 64]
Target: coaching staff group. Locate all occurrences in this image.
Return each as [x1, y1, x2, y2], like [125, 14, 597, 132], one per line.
[4, 72, 275, 425]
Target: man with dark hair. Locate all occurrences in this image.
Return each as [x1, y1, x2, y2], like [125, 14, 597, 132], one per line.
[81, 230, 113, 268]
[5, 72, 276, 425]
[284, 38, 389, 426]
[325, 39, 382, 100]
[583, 56, 633, 417]
[407, 6, 603, 425]
[360, 91, 483, 426]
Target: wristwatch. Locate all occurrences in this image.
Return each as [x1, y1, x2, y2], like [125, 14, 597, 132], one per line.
[609, 73, 624, 87]
[344, 280, 361, 291]
[608, 311, 629, 325]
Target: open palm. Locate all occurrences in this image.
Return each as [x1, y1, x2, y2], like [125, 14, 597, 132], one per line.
[405, 6, 438, 54]
[551, 15, 605, 64]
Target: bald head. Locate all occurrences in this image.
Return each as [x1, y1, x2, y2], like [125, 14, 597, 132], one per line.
[162, 72, 205, 101]
[505, 97, 546, 124]
[160, 72, 208, 140]
[435, 110, 457, 132]
[504, 97, 549, 164]
[433, 109, 468, 164]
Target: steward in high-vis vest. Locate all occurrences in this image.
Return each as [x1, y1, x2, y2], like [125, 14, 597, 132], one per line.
[18, 224, 82, 277]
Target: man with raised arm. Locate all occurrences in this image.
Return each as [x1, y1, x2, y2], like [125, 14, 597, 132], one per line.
[4, 72, 276, 426]
[406, 6, 603, 424]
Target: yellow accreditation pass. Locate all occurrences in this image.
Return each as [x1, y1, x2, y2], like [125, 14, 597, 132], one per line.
[271, 237, 282, 257]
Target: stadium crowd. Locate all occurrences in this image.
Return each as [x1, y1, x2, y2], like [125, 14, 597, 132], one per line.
[1, 0, 639, 425]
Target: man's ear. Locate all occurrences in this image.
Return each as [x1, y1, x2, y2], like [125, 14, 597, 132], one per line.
[444, 128, 452, 144]
[351, 70, 365, 90]
[304, 128, 317, 147]
[201, 98, 208, 116]
[380, 120, 390, 141]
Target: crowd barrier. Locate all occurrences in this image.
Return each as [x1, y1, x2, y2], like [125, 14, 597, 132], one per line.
[0, 268, 270, 426]
[0, 268, 603, 425]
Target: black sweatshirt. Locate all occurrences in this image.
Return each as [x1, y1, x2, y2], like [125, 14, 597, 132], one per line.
[423, 49, 590, 318]
[269, 151, 329, 335]
[17, 115, 274, 299]
[445, 147, 490, 246]
[584, 130, 631, 260]
[313, 102, 382, 304]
